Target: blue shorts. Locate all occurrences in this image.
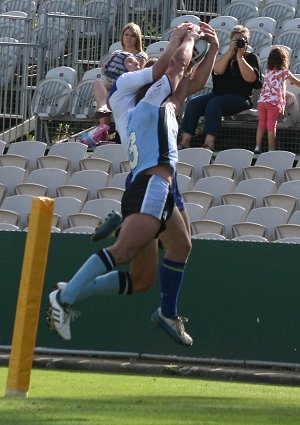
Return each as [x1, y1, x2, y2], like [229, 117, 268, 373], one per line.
[121, 174, 174, 233]
[125, 171, 185, 212]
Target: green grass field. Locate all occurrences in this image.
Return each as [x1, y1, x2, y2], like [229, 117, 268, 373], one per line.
[1, 367, 300, 424]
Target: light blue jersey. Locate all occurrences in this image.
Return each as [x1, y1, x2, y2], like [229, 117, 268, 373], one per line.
[127, 75, 178, 181]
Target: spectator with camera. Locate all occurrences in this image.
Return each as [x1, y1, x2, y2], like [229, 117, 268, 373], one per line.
[177, 25, 262, 151]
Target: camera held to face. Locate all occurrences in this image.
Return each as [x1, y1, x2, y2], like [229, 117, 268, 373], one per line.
[236, 38, 246, 49]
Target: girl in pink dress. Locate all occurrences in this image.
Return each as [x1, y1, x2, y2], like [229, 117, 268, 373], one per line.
[254, 46, 300, 153]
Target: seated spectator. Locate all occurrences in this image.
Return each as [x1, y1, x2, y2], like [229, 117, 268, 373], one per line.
[177, 24, 262, 151]
[92, 22, 148, 141]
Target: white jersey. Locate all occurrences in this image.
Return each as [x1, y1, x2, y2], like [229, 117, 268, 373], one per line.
[108, 67, 153, 147]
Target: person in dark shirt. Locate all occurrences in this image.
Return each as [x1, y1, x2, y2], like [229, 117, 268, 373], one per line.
[177, 24, 262, 151]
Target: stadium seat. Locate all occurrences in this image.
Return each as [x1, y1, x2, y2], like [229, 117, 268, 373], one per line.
[108, 171, 130, 189]
[38, 0, 76, 16]
[233, 206, 289, 240]
[192, 232, 227, 240]
[31, 13, 69, 62]
[192, 176, 235, 206]
[284, 158, 300, 181]
[245, 16, 277, 37]
[41, 141, 88, 174]
[243, 151, 295, 185]
[15, 182, 48, 197]
[62, 226, 95, 234]
[232, 234, 268, 242]
[1, 194, 35, 229]
[275, 208, 300, 238]
[273, 236, 300, 243]
[45, 66, 77, 86]
[92, 144, 128, 176]
[53, 196, 82, 230]
[200, 204, 247, 239]
[80, 0, 116, 35]
[163, 14, 200, 41]
[203, 148, 254, 182]
[0, 140, 5, 155]
[274, 17, 300, 48]
[0, 222, 21, 231]
[243, 164, 276, 181]
[68, 198, 121, 229]
[232, 178, 277, 207]
[58, 169, 109, 200]
[57, 185, 89, 204]
[260, 2, 296, 35]
[0, 11, 27, 41]
[0, 0, 36, 14]
[182, 190, 214, 216]
[0, 183, 6, 206]
[79, 157, 112, 176]
[276, 180, 300, 208]
[0, 41, 17, 86]
[16, 167, 67, 198]
[31, 67, 76, 119]
[203, 163, 235, 180]
[31, 78, 73, 118]
[176, 173, 192, 193]
[37, 155, 70, 173]
[263, 193, 297, 220]
[97, 187, 124, 202]
[222, 192, 255, 216]
[68, 68, 103, 119]
[184, 202, 205, 223]
[178, 147, 213, 181]
[0, 165, 25, 196]
[146, 41, 169, 58]
[0, 209, 20, 226]
[0, 141, 47, 174]
[177, 162, 196, 185]
[222, 2, 259, 25]
[191, 219, 225, 237]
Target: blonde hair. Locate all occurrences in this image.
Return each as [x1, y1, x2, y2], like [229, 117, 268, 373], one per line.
[230, 25, 250, 43]
[121, 22, 144, 53]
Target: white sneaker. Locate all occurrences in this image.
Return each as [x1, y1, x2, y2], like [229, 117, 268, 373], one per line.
[48, 285, 72, 340]
[151, 307, 193, 346]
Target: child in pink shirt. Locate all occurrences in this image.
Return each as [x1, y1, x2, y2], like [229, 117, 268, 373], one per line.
[254, 46, 300, 153]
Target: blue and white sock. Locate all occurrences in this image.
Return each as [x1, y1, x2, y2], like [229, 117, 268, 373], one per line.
[60, 249, 115, 305]
[73, 271, 133, 302]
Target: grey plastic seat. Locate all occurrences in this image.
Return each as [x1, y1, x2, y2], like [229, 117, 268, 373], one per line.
[233, 206, 289, 241]
[43, 142, 88, 174]
[0, 165, 25, 196]
[243, 150, 295, 185]
[233, 178, 277, 207]
[0, 141, 47, 173]
[58, 170, 109, 200]
[92, 144, 128, 176]
[17, 168, 67, 198]
[178, 147, 213, 181]
[200, 204, 247, 239]
[192, 176, 235, 206]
